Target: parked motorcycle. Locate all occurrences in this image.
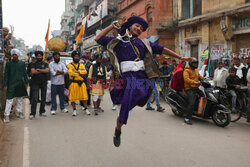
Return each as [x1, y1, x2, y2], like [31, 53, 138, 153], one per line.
[166, 81, 231, 127]
[218, 86, 248, 122]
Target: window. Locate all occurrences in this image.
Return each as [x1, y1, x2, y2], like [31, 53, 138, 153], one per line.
[193, 0, 201, 17]
[191, 45, 198, 59]
[182, 0, 190, 19]
[182, 0, 201, 19]
[192, 26, 197, 33]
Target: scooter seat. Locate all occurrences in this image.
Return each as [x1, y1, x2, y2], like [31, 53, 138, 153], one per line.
[177, 91, 186, 99]
[169, 89, 186, 99]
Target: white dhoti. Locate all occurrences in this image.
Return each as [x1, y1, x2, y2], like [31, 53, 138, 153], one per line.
[46, 80, 51, 102]
[5, 98, 23, 116]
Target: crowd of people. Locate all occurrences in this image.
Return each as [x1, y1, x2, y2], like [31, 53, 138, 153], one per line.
[2, 16, 194, 147]
[5, 16, 249, 148]
[168, 57, 250, 125]
[3, 49, 112, 122]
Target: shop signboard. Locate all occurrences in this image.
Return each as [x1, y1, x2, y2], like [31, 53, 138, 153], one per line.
[232, 16, 250, 31]
[210, 45, 224, 60]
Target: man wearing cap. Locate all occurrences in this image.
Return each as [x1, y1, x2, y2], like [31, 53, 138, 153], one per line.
[4, 33, 14, 61]
[49, 52, 68, 115]
[3, 27, 11, 69]
[95, 16, 193, 147]
[3, 49, 28, 123]
[30, 51, 49, 119]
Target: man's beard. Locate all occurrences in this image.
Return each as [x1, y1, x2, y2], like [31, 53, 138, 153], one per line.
[54, 58, 60, 63]
[37, 58, 43, 62]
[73, 59, 79, 63]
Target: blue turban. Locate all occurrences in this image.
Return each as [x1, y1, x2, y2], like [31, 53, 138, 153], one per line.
[46, 54, 53, 61]
[119, 16, 148, 36]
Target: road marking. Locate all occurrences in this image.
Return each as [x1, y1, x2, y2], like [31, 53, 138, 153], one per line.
[23, 99, 30, 167]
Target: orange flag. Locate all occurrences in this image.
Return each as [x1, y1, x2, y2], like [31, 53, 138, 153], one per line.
[45, 19, 50, 44]
[75, 24, 84, 41]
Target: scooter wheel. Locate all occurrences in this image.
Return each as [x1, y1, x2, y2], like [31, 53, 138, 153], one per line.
[212, 109, 231, 127]
[172, 109, 183, 117]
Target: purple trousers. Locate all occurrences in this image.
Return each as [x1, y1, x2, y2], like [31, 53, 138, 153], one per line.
[110, 70, 154, 124]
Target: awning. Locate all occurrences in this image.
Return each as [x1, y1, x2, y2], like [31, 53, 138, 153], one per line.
[146, 36, 159, 43]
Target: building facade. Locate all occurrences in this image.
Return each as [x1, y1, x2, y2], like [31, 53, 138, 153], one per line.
[117, 0, 175, 59]
[175, 0, 250, 70]
[81, 0, 118, 53]
[61, 0, 76, 49]
[61, 0, 118, 53]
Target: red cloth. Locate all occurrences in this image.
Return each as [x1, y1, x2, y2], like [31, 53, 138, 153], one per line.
[86, 54, 90, 59]
[170, 71, 184, 91]
[173, 60, 183, 75]
[204, 59, 209, 65]
[170, 61, 184, 91]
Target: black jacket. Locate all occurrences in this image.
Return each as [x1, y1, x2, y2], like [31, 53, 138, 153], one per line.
[90, 64, 107, 84]
[226, 75, 241, 90]
[241, 66, 248, 86]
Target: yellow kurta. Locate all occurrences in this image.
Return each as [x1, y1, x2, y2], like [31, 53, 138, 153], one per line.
[88, 65, 108, 96]
[67, 62, 88, 102]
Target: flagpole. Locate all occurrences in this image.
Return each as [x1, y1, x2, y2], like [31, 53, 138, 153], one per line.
[75, 41, 78, 51]
[45, 19, 50, 60]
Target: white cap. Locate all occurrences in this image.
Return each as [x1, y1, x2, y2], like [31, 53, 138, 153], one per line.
[11, 49, 20, 56]
[31, 54, 36, 58]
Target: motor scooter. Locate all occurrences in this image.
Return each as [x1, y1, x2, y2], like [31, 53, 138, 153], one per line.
[166, 81, 231, 127]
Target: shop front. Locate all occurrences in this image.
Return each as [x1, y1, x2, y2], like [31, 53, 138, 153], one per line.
[231, 15, 250, 58]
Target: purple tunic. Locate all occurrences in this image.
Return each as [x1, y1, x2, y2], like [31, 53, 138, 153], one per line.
[97, 36, 164, 124]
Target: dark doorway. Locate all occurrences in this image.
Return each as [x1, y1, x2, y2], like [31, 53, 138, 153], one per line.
[191, 44, 199, 59]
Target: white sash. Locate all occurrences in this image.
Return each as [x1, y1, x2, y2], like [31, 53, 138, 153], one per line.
[120, 60, 145, 73]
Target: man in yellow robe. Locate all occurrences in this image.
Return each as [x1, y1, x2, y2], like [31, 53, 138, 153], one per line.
[67, 51, 90, 116]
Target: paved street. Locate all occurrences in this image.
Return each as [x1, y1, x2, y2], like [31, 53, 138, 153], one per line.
[1, 93, 250, 167]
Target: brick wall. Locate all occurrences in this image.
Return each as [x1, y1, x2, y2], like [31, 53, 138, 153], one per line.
[117, 0, 174, 35]
[117, 0, 148, 38]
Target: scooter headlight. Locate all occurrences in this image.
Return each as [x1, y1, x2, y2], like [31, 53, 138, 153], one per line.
[209, 93, 218, 103]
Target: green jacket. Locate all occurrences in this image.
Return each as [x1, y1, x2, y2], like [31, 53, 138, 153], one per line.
[4, 60, 28, 99]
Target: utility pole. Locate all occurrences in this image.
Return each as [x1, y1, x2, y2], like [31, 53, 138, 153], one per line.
[0, 0, 5, 112]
